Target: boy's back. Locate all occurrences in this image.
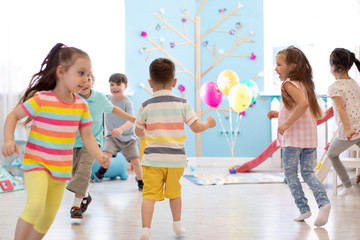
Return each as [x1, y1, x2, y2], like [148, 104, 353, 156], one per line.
[135, 58, 215, 240]
[136, 89, 198, 168]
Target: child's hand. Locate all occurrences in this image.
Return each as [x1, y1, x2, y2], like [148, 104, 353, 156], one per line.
[1, 140, 19, 157]
[346, 129, 356, 141]
[110, 128, 123, 138]
[278, 123, 289, 135]
[267, 111, 279, 120]
[205, 116, 216, 128]
[101, 154, 110, 169]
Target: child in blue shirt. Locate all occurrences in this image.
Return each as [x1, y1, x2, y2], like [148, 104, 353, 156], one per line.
[66, 72, 135, 218]
[94, 73, 144, 191]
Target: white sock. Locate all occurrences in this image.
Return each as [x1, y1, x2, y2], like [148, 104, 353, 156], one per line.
[84, 184, 90, 198]
[172, 221, 185, 235]
[293, 211, 312, 221]
[139, 227, 151, 240]
[338, 186, 355, 197]
[314, 203, 331, 227]
[72, 197, 83, 208]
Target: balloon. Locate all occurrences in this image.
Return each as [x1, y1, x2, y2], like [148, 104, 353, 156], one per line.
[217, 70, 239, 96]
[228, 83, 253, 113]
[200, 81, 223, 108]
[240, 79, 259, 104]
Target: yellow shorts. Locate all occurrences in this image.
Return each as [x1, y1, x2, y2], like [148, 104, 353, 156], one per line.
[142, 166, 184, 201]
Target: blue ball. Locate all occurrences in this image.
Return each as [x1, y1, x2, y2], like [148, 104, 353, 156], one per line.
[190, 165, 196, 172]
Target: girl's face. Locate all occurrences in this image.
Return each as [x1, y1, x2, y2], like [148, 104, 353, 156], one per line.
[110, 81, 127, 97]
[61, 57, 92, 94]
[79, 74, 94, 98]
[275, 54, 295, 81]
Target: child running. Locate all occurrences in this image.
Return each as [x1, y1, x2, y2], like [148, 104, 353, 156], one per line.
[1, 43, 109, 239]
[327, 48, 360, 196]
[135, 58, 216, 240]
[66, 71, 135, 219]
[267, 46, 331, 226]
[93, 73, 144, 191]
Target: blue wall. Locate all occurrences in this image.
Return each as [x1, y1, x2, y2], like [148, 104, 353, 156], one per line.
[125, 0, 272, 157]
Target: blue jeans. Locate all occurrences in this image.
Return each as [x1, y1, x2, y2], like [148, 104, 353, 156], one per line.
[282, 147, 330, 214]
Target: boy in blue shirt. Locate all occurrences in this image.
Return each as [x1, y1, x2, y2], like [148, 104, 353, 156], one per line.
[66, 72, 135, 218]
[94, 73, 143, 191]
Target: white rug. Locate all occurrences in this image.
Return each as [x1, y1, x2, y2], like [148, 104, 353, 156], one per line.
[184, 172, 286, 185]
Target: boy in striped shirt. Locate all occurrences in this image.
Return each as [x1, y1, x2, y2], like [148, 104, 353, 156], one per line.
[135, 58, 216, 240]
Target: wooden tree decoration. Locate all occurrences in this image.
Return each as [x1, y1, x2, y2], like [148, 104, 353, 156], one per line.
[140, 1, 258, 156]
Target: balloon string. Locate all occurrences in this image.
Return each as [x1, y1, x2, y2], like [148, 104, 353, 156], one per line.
[232, 113, 242, 152]
[229, 107, 233, 143]
[216, 109, 231, 148]
[229, 111, 243, 167]
[228, 107, 234, 166]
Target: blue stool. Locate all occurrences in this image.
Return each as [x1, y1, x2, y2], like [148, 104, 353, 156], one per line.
[91, 153, 128, 180]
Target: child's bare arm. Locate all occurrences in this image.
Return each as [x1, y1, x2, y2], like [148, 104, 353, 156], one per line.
[110, 121, 134, 138]
[112, 106, 136, 123]
[332, 96, 355, 140]
[1, 105, 27, 157]
[189, 116, 216, 133]
[80, 126, 109, 167]
[135, 127, 145, 138]
[278, 82, 308, 135]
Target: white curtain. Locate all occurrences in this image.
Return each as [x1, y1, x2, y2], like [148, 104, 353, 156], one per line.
[0, 1, 27, 147]
[0, 0, 125, 148]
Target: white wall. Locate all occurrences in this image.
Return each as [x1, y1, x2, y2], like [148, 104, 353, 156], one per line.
[264, 0, 360, 95]
[0, 0, 125, 95]
[0, 0, 125, 148]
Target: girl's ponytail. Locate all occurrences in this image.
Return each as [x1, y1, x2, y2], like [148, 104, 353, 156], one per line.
[354, 58, 360, 72]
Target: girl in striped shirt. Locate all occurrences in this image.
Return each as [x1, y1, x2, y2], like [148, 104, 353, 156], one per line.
[1, 43, 109, 239]
[267, 46, 331, 226]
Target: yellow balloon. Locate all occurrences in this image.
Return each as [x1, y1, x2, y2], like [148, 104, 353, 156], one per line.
[217, 70, 239, 96]
[228, 83, 253, 113]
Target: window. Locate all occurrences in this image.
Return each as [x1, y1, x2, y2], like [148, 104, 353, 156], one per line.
[0, 0, 125, 95]
[0, 0, 125, 144]
[263, 0, 360, 95]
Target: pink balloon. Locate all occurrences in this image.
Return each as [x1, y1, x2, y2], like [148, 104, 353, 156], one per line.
[200, 81, 223, 108]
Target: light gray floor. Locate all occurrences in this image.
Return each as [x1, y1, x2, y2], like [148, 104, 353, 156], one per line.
[1, 167, 359, 240]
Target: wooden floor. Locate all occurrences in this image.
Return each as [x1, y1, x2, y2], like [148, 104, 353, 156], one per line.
[1, 167, 360, 240]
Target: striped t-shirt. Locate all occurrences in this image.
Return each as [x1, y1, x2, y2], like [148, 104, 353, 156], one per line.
[135, 90, 198, 168]
[21, 90, 93, 180]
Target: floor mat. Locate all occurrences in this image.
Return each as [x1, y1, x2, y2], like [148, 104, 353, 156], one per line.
[184, 172, 286, 185]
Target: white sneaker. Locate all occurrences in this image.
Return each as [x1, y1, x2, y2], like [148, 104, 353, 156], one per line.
[338, 186, 355, 197]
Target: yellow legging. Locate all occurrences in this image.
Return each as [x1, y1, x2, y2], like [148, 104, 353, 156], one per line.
[20, 170, 66, 234]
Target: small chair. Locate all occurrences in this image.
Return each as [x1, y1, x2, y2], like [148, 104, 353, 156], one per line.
[332, 144, 360, 196]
